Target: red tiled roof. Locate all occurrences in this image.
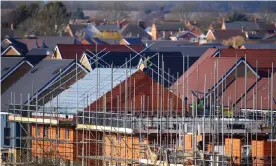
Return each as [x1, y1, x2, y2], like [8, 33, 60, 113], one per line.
[171, 49, 239, 104]
[220, 76, 257, 107]
[86, 70, 184, 114]
[236, 72, 276, 110]
[212, 30, 246, 40]
[219, 49, 276, 74]
[56, 44, 144, 59]
[187, 26, 202, 36]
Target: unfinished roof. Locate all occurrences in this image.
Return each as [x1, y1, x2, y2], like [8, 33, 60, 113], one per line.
[119, 23, 151, 39]
[86, 70, 183, 113]
[56, 44, 145, 60]
[43, 68, 138, 113]
[85, 51, 143, 69]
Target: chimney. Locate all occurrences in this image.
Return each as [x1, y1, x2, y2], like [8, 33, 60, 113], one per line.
[11, 23, 14, 30]
[116, 20, 120, 29]
[241, 26, 245, 32]
[222, 17, 226, 23]
[254, 16, 258, 23]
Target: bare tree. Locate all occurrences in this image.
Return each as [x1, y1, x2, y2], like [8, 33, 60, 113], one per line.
[258, 6, 276, 23]
[172, 3, 196, 21]
[98, 2, 129, 23]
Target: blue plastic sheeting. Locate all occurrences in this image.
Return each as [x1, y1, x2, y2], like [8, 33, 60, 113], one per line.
[42, 68, 138, 114]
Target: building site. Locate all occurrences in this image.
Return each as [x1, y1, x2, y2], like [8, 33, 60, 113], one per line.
[1, 43, 276, 166]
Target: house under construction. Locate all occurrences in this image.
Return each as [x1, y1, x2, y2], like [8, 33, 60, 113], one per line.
[3, 46, 276, 166]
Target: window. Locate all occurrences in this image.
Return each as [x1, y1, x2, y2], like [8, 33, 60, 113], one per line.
[190, 38, 198, 42]
[44, 127, 48, 137]
[162, 31, 165, 37]
[30, 68, 38, 73]
[36, 125, 40, 137]
[2, 67, 9, 72]
[56, 127, 60, 138]
[66, 160, 70, 166]
[65, 128, 69, 140]
[52, 68, 61, 75]
[4, 127, 10, 146]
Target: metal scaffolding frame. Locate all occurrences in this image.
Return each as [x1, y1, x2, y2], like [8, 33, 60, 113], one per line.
[3, 45, 276, 166]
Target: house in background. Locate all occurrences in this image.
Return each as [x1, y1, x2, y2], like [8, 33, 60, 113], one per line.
[170, 31, 199, 43]
[120, 37, 144, 46]
[221, 18, 276, 39]
[1, 57, 33, 94]
[1, 38, 47, 56]
[206, 29, 246, 43]
[240, 43, 276, 49]
[151, 21, 188, 40]
[119, 23, 151, 40]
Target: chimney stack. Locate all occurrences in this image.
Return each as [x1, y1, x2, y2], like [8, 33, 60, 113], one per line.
[242, 26, 245, 32]
[222, 17, 226, 23]
[254, 16, 258, 23]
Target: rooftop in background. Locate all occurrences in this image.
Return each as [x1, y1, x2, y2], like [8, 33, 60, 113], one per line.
[35, 36, 78, 49]
[154, 22, 187, 31]
[68, 24, 88, 36]
[241, 43, 276, 49]
[142, 40, 195, 51]
[121, 37, 144, 45]
[119, 23, 151, 39]
[223, 21, 275, 32]
[26, 48, 54, 56]
[156, 46, 209, 57]
[96, 24, 120, 32]
[207, 29, 246, 41]
[55, 44, 145, 59]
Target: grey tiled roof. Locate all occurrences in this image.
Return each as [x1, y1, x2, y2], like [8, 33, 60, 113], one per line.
[69, 24, 88, 36]
[155, 22, 187, 31]
[142, 40, 195, 51]
[26, 48, 54, 56]
[1, 57, 26, 79]
[35, 36, 77, 49]
[1, 59, 75, 112]
[225, 21, 260, 31]
[242, 44, 276, 49]
[156, 46, 209, 57]
[119, 23, 151, 39]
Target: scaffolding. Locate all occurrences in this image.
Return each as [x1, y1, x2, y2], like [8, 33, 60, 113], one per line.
[3, 46, 276, 166]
